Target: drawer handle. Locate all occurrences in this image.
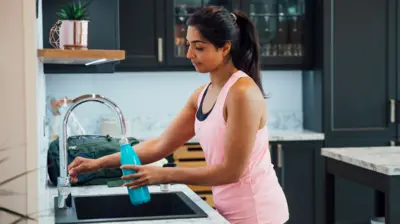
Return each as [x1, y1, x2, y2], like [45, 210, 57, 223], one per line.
[277, 144, 283, 168]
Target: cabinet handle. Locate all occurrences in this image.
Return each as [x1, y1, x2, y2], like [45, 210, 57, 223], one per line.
[157, 38, 163, 63]
[277, 144, 283, 168]
[277, 144, 284, 189]
[390, 99, 396, 123]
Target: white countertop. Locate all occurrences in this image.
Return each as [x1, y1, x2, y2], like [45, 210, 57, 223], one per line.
[38, 184, 229, 224]
[321, 146, 400, 176]
[268, 129, 324, 141]
[135, 129, 325, 143]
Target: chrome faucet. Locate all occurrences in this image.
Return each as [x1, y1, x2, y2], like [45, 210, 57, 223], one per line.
[57, 94, 127, 209]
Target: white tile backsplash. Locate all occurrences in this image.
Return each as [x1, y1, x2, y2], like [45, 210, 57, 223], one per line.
[45, 70, 303, 137]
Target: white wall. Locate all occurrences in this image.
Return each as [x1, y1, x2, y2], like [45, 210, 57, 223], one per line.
[45, 70, 303, 138]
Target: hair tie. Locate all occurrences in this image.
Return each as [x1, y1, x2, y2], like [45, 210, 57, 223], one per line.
[231, 13, 237, 21]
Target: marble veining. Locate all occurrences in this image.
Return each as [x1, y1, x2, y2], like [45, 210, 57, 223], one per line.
[321, 146, 400, 175]
[45, 107, 305, 137]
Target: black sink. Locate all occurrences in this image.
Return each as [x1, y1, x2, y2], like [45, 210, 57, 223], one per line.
[54, 192, 208, 223]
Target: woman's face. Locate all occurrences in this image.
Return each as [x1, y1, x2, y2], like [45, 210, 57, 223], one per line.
[186, 26, 230, 73]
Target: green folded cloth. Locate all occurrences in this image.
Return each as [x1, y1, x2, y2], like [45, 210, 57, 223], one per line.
[107, 179, 124, 187]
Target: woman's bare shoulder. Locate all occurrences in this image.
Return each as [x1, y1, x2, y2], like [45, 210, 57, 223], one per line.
[228, 77, 265, 105]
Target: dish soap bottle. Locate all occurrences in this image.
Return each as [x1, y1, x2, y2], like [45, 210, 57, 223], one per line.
[119, 137, 151, 205]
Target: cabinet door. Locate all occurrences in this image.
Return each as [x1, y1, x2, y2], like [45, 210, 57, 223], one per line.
[270, 141, 315, 224]
[323, 0, 397, 146]
[241, 0, 313, 69]
[116, 0, 165, 71]
[165, 0, 239, 67]
[42, 0, 119, 73]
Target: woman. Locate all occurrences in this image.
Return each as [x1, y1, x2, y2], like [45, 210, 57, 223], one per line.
[68, 6, 289, 224]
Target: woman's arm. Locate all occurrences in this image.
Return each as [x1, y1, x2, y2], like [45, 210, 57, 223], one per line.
[97, 85, 206, 169]
[164, 78, 266, 186]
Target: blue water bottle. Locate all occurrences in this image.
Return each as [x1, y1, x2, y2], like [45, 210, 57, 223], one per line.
[119, 138, 151, 205]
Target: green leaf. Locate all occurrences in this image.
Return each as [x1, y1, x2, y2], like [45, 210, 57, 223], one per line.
[56, 12, 68, 20]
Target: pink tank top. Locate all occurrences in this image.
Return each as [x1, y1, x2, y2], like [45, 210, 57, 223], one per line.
[194, 71, 289, 224]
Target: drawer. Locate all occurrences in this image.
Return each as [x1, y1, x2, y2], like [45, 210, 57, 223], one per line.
[175, 160, 207, 168]
[199, 193, 215, 207]
[173, 145, 204, 160]
[187, 185, 212, 192]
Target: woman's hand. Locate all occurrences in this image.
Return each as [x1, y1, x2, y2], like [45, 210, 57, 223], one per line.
[68, 157, 101, 183]
[120, 165, 168, 189]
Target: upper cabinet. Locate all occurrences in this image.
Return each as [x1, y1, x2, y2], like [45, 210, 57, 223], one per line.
[116, 0, 314, 71]
[42, 0, 315, 73]
[164, 0, 238, 67]
[116, 0, 166, 71]
[241, 0, 314, 69]
[115, 0, 240, 71]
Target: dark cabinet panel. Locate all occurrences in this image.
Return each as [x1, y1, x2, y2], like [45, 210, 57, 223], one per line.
[270, 141, 322, 224]
[116, 0, 165, 70]
[304, 0, 399, 223]
[116, 0, 311, 71]
[42, 0, 119, 73]
[322, 0, 397, 144]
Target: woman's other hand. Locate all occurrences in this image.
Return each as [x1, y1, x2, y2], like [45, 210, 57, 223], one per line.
[120, 165, 168, 189]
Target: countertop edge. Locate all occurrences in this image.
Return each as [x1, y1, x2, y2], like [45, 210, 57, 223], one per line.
[135, 130, 325, 144]
[321, 147, 398, 176]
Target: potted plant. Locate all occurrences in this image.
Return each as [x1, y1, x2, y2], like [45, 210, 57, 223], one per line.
[49, 0, 93, 50]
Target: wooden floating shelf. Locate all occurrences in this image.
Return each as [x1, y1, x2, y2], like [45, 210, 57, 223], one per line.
[37, 48, 125, 65]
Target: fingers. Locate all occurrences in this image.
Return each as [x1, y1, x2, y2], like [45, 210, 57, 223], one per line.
[70, 176, 78, 183]
[121, 172, 142, 180]
[69, 162, 87, 176]
[123, 178, 148, 189]
[120, 165, 140, 171]
[68, 157, 82, 173]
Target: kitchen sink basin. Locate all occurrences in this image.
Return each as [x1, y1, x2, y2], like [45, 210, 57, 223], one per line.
[54, 191, 208, 223]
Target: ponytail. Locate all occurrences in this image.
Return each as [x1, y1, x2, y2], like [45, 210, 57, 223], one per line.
[231, 11, 265, 97]
[187, 6, 266, 97]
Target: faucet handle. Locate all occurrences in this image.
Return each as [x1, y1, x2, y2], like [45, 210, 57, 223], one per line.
[57, 176, 72, 208]
[57, 176, 71, 195]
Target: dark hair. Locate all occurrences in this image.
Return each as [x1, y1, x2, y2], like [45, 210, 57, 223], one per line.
[187, 6, 265, 97]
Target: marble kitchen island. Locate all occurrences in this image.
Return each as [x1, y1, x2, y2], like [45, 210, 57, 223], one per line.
[321, 146, 400, 224]
[38, 183, 229, 224]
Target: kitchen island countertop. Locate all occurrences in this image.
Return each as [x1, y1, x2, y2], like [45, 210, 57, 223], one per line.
[321, 146, 400, 175]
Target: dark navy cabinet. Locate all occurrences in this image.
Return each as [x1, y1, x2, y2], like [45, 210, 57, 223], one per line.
[42, 0, 120, 73]
[270, 140, 323, 224]
[303, 0, 400, 223]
